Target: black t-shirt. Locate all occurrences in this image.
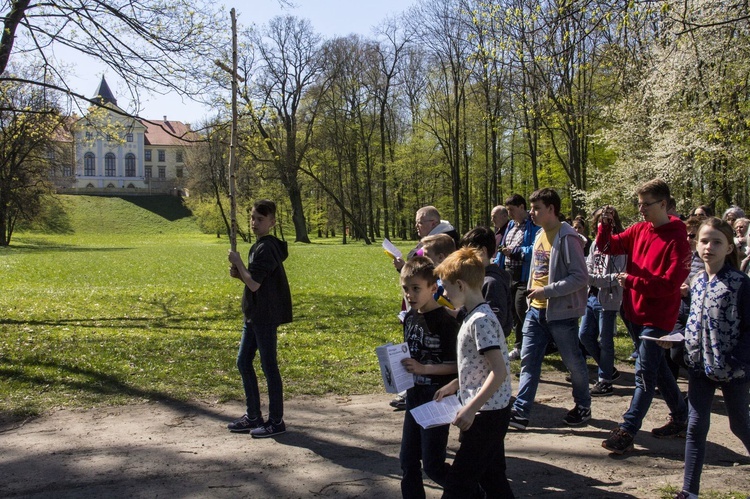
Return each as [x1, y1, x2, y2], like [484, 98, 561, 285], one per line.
[402, 306, 459, 386]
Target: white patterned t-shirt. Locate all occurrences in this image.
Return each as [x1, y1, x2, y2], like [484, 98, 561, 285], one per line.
[456, 302, 512, 411]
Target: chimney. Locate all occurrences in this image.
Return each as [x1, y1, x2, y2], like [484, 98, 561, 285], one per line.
[163, 115, 167, 122]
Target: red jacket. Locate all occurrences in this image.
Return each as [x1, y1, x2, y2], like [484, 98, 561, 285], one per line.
[596, 216, 690, 331]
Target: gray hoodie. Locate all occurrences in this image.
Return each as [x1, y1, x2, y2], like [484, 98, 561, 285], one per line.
[526, 222, 588, 321]
[587, 246, 626, 311]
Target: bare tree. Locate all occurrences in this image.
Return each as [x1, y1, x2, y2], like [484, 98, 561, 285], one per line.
[0, 0, 222, 118]
[238, 15, 329, 243]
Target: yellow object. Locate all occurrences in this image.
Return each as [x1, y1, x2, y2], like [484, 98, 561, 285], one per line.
[437, 295, 455, 310]
[384, 250, 397, 260]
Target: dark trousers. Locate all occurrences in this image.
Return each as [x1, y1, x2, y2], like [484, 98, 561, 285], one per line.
[237, 321, 283, 422]
[400, 384, 450, 499]
[442, 406, 515, 499]
[510, 280, 528, 350]
[683, 372, 750, 495]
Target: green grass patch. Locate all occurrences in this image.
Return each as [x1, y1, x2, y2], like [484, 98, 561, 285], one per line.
[0, 200, 412, 420]
[1, 194, 641, 422]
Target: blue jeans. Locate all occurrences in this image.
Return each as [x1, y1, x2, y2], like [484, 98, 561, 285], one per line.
[683, 372, 750, 495]
[578, 295, 618, 382]
[620, 324, 687, 436]
[237, 321, 283, 422]
[400, 384, 450, 499]
[513, 307, 591, 419]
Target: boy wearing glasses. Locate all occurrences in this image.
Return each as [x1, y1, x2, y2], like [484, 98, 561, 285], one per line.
[597, 179, 691, 454]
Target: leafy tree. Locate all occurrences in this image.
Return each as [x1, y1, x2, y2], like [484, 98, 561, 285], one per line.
[0, 74, 67, 246]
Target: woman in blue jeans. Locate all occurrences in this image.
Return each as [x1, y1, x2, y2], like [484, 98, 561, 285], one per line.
[673, 217, 750, 499]
[578, 207, 626, 396]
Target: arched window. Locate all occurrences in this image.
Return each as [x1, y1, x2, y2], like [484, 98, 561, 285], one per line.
[106, 183, 115, 188]
[125, 153, 136, 177]
[86, 183, 95, 188]
[105, 153, 116, 176]
[84, 153, 95, 176]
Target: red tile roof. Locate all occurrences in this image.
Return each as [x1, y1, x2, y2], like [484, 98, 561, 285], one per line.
[142, 119, 198, 146]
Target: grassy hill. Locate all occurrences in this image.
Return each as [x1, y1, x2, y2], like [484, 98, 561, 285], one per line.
[49, 194, 200, 236]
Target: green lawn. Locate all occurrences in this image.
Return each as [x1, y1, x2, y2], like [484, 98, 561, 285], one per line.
[0, 195, 638, 421]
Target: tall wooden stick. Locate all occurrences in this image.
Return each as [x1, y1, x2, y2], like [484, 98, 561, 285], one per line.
[228, 8, 239, 252]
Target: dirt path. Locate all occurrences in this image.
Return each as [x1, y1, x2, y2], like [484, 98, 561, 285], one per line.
[1, 371, 748, 498]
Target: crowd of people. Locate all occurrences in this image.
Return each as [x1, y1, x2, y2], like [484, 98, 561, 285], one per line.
[386, 180, 750, 498]
[220, 186, 749, 499]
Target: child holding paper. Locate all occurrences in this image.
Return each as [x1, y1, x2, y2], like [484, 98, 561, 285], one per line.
[399, 256, 460, 499]
[434, 247, 514, 499]
[671, 217, 750, 499]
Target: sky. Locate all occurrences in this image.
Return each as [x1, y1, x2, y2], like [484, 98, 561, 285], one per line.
[62, 0, 417, 125]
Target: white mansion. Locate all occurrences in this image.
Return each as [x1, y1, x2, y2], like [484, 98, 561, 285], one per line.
[54, 77, 195, 196]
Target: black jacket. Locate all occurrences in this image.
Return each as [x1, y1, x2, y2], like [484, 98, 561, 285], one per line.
[242, 235, 293, 326]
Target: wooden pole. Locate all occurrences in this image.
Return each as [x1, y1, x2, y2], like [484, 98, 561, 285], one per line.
[228, 8, 238, 252]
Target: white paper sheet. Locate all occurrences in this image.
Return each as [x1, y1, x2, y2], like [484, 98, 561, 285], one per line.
[410, 395, 462, 429]
[376, 342, 414, 393]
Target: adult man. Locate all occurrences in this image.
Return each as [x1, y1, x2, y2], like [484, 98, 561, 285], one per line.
[393, 206, 459, 272]
[509, 188, 590, 430]
[495, 194, 540, 360]
[599, 179, 690, 454]
[491, 205, 509, 261]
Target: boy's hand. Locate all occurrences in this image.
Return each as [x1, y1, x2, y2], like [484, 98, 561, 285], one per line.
[229, 265, 240, 278]
[393, 257, 405, 272]
[452, 406, 476, 432]
[401, 358, 425, 375]
[655, 340, 674, 349]
[526, 287, 546, 301]
[433, 379, 458, 402]
[228, 250, 243, 267]
[616, 272, 629, 287]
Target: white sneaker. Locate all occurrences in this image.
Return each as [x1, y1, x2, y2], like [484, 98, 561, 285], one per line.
[509, 348, 520, 361]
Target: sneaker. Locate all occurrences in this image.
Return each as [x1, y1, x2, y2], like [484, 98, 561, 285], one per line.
[602, 427, 634, 454]
[227, 414, 264, 433]
[389, 394, 406, 410]
[591, 381, 613, 397]
[250, 419, 286, 438]
[509, 348, 521, 361]
[563, 405, 591, 426]
[651, 416, 687, 439]
[508, 410, 529, 431]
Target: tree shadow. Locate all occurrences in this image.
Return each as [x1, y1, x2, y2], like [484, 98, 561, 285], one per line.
[0, 357, 230, 430]
[118, 195, 192, 221]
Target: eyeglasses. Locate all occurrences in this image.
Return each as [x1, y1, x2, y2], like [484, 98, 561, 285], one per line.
[637, 199, 663, 209]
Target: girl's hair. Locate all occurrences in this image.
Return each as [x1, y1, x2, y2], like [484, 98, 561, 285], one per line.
[421, 233, 456, 257]
[699, 217, 740, 269]
[592, 206, 624, 233]
[253, 199, 277, 217]
[690, 204, 713, 217]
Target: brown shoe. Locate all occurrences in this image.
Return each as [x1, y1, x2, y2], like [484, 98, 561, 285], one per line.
[602, 426, 634, 454]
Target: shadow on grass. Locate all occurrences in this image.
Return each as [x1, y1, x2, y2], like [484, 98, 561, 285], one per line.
[2, 240, 134, 253]
[118, 195, 193, 221]
[0, 357, 229, 429]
